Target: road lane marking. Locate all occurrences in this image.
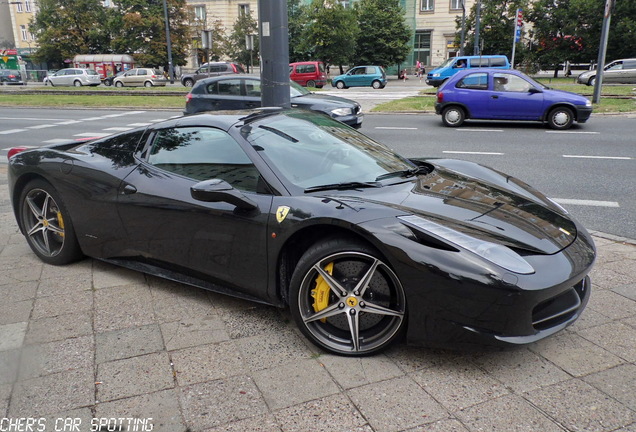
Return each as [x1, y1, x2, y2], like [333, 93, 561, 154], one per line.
[104, 127, 134, 131]
[442, 151, 504, 155]
[42, 139, 73, 144]
[56, 120, 82, 125]
[81, 117, 105, 121]
[552, 198, 619, 208]
[27, 124, 57, 129]
[74, 132, 112, 137]
[546, 131, 600, 134]
[126, 123, 152, 127]
[563, 155, 632, 160]
[0, 129, 27, 134]
[375, 127, 418, 130]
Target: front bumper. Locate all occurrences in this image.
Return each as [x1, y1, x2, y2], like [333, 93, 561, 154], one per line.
[426, 77, 446, 87]
[575, 106, 593, 123]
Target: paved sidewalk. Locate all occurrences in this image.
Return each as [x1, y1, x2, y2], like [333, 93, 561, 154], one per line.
[1, 164, 635, 432]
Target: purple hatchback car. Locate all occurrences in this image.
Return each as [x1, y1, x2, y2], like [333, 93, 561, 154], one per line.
[435, 68, 592, 130]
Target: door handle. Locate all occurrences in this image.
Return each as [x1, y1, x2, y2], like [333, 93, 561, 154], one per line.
[122, 184, 137, 195]
[491, 95, 499, 99]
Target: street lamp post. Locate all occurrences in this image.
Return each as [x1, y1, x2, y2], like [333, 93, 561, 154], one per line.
[459, 0, 466, 56]
[474, 0, 481, 56]
[161, 0, 175, 84]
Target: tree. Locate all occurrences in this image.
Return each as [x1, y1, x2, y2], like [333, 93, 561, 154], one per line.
[29, 0, 111, 68]
[109, 0, 190, 68]
[458, 0, 530, 67]
[223, 11, 258, 71]
[353, 0, 411, 68]
[288, 0, 310, 63]
[188, 10, 227, 66]
[299, 0, 359, 73]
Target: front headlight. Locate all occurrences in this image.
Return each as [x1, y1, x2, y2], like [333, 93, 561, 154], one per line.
[432, 73, 440, 77]
[331, 107, 353, 116]
[398, 215, 535, 275]
[585, 99, 592, 107]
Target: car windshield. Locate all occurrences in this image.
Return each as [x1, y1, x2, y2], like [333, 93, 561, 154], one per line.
[290, 80, 310, 97]
[437, 58, 456, 69]
[241, 111, 415, 191]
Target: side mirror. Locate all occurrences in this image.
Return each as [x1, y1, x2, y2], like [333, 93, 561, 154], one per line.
[528, 87, 543, 94]
[191, 179, 258, 211]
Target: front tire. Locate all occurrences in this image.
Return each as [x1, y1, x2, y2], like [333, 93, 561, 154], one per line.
[115, 81, 124, 88]
[18, 179, 83, 265]
[441, 106, 465, 127]
[588, 76, 596, 86]
[547, 106, 574, 130]
[335, 81, 346, 89]
[289, 238, 406, 356]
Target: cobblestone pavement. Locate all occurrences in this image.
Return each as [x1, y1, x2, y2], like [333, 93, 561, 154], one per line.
[1, 163, 635, 432]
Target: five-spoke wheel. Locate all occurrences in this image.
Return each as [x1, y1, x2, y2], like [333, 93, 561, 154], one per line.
[19, 180, 82, 265]
[290, 239, 406, 356]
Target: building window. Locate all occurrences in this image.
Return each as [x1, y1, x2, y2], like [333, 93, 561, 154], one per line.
[421, 0, 434, 11]
[239, 4, 250, 16]
[450, 0, 462, 10]
[414, 30, 431, 65]
[194, 5, 206, 22]
[21, 25, 28, 41]
[25, 0, 31, 11]
[16, 2, 23, 12]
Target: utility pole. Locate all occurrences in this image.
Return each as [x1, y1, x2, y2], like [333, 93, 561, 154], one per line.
[592, 0, 615, 103]
[474, 0, 481, 56]
[162, 0, 175, 84]
[459, 0, 466, 56]
[258, 0, 290, 108]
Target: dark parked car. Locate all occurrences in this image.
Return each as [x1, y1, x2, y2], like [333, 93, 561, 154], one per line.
[435, 68, 592, 130]
[7, 109, 595, 356]
[184, 76, 364, 128]
[0, 69, 26, 85]
[181, 62, 245, 87]
[102, 71, 125, 86]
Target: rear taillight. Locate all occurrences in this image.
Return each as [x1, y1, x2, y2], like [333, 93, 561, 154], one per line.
[8, 74, 17, 79]
[437, 92, 444, 103]
[185, 93, 192, 104]
[7, 146, 29, 160]
[231, 64, 238, 73]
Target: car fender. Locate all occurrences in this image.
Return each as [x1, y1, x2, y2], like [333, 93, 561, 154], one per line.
[541, 102, 581, 122]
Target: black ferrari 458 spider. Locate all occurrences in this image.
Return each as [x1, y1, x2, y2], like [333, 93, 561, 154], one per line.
[7, 109, 595, 355]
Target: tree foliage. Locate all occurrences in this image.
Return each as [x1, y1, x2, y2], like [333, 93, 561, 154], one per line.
[458, 0, 530, 66]
[287, 0, 310, 63]
[29, 0, 111, 67]
[298, 0, 359, 72]
[223, 11, 258, 70]
[109, 0, 190, 68]
[353, 0, 411, 67]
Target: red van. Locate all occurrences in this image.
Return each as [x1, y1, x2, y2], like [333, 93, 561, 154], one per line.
[289, 61, 327, 88]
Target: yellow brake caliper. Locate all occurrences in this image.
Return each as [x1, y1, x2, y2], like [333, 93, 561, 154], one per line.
[312, 262, 334, 322]
[56, 211, 65, 238]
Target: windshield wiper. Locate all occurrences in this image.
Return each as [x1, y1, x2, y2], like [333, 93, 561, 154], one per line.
[258, 125, 299, 143]
[304, 181, 382, 193]
[375, 166, 427, 181]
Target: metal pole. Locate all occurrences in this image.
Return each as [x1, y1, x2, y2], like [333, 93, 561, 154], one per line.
[592, 0, 614, 104]
[474, 0, 481, 56]
[162, 0, 175, 84]
[258, 0, 290, 108]
[460, 0, 466, 56]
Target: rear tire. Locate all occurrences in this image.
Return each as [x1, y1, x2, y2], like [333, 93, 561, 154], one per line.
[306, 80, 316, 88]
[144, 81, 153, 88]
[18, 179, 83, 265]
[441, 106, 465, 127]
[183, 78, 194, 87]
[372, 80, 382, 89]
[73, 80, 82, 87]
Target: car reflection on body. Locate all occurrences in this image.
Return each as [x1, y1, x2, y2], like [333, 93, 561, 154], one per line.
[435, 68, 592, 130]
[7, 109, 595, 355]
[184, 76, 364, 128]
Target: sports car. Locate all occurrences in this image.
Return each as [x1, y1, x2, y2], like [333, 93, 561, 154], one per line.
[7, 109, 595, 356]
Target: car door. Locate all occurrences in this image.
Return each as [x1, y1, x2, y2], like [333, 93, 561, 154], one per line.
[242, 78, 262, 109]
[62, 69, 76, 85]
[488, 73, 544, 120]
[602, 61, 623, 83]
[451, 72, 492, 118]
[347, 67, 366, 86]
[199, 78, 247, 111]
[194, 65, 210, 82]
[116, 125, 273, 298]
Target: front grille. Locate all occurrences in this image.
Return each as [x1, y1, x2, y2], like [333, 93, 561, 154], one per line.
[532, 279, 588, 331]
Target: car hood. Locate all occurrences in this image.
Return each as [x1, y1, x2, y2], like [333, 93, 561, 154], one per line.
[319, 160, 578, 255]
[292, 93, 359, 108]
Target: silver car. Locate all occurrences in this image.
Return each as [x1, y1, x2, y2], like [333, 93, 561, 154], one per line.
[44, 68, 101, 87]
[577, 58, 636, 86]
[113, 68, 168, 87]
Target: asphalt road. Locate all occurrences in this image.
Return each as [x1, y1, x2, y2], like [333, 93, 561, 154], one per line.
[0, 107, 634, 240]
